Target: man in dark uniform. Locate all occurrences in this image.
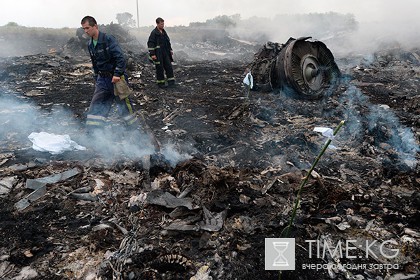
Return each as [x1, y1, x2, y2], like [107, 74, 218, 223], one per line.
[80, 16, 138, 132]
[147, 17, 175, 88]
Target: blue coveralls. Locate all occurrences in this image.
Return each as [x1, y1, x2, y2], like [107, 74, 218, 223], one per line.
[86, 31, 137, 131]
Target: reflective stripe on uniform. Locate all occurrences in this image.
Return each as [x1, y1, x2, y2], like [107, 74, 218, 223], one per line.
[86, 121, 104, 126]
[122, 97, 138, 125]
[87, 114, 107, 121]
[124, 97, 134, 114]
[123, 114, 138, 125]
[86, 114, 107, 127]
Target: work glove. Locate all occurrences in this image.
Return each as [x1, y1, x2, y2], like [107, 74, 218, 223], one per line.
[114, 75, 133, 100]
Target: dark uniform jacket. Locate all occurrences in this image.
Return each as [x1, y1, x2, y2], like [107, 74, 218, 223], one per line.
[87, 31, 126, 77]
[147, 27, 173, 61]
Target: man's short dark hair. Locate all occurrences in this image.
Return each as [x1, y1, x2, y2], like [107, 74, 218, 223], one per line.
[156, 17, 164, 24]
[81, 16, 97, 26]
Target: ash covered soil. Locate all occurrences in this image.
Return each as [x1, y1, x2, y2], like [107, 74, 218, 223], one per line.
[0, 26, 419, 280]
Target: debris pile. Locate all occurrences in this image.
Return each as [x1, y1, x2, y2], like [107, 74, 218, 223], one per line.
[249, 37, 341, 98]
[0, 26, 419, 280]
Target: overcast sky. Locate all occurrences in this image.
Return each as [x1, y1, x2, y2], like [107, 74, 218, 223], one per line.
[0, 0, 419, 28]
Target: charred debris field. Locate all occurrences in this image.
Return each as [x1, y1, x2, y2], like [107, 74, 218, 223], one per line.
[0, 26, 419, 280]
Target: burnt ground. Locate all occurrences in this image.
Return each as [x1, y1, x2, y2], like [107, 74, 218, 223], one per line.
[0, 29, 419, 280]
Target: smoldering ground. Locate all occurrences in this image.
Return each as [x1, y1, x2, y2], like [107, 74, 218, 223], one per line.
[339, 86, 419, 169]
[0, 94, 192, 166]
[0, 11, 419, 279]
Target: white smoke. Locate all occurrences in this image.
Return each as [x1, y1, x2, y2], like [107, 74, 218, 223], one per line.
[226, 10, 419, 58]
[340, 86, 419, 168]
[0, 93, 191, 166]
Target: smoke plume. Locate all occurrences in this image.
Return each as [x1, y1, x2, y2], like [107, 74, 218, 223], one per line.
[340, 86, 419, 168]
[0, 93, 191, 166]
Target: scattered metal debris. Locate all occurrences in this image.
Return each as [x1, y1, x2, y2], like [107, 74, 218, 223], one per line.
[0, 24, 419, 280]
[15, 167, 81, 210]
[249, 37, 341, 98]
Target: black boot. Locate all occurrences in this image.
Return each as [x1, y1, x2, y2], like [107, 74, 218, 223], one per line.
[167, 80, 176, 88]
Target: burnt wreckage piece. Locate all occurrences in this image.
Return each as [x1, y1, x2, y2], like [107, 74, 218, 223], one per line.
[249, 37, 341, 98]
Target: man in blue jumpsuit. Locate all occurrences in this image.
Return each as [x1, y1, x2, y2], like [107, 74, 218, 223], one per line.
[81, 16, 138, 132]
[147, 17, 175, 88]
